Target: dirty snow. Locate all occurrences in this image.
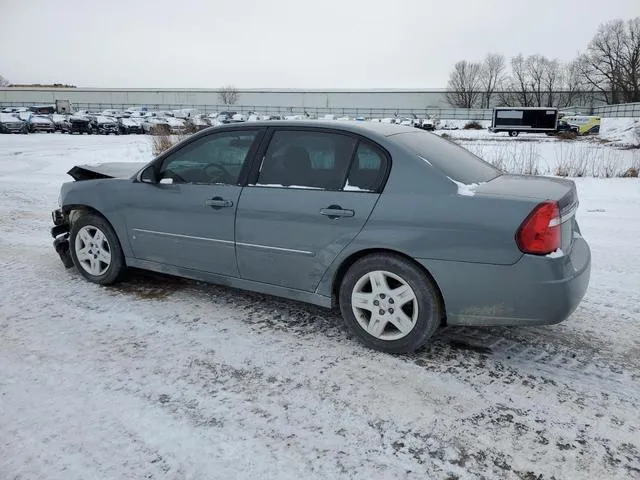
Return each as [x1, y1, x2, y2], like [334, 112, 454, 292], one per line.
[0, 134, 639, 480]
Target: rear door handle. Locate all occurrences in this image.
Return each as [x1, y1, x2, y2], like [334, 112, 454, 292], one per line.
[320, 205, 354, 218]
[205, 197, 234, 208]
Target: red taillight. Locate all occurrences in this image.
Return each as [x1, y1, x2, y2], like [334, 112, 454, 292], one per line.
[516, 201, 561, 255]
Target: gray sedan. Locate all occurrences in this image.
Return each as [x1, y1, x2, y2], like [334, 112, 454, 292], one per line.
[51, 121, 591, 353]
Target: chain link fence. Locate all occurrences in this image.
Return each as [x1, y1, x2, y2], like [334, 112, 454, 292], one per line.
[591, 102, 640, 117]
[3, 100, 639, 118]
[0, 101, 494, 119]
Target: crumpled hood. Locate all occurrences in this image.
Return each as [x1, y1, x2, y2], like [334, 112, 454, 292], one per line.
[67, 162, 147, 181]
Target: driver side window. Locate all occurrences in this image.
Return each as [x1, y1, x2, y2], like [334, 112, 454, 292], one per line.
[159, 130, 259, 185]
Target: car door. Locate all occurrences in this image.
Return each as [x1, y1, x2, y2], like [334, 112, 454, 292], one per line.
[235, 128, 389, 292]
[125, 128, 263, 276]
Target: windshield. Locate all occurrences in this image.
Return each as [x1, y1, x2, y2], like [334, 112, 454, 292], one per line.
[392, 131, 501, 184]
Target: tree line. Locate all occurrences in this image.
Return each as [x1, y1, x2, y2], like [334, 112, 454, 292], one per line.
[446, 17, 640, 108]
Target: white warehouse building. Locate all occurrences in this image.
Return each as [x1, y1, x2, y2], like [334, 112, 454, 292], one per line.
[0, 87, 452, 114]
[0, 87, 603, 118]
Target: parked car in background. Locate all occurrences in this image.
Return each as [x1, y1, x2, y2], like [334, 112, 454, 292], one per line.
[142, 117, 171, 135]
[50, 121, 590, 354]
[419, 116, 440, 131]
[122, 110, 146, 119]
[0, 112, 29, 134]
[397, 114, 420, 127]
[69, 114, 95, 134]
[95, 116, 120, 135]
[118, 117, 143, 134]
[165, 116, 188, 134]
[100, 110, 121, 118]
[550, 119, 580, 136]
[29, 104, 56, 115]
[52, 114, 71, 133]
[2, 107, 29, 114]
[559, 115, 601, 135]
[28, 114, 56, 133]
[187, 114, 210, 131]
[172, 108, 199, 119]
[216, 111, 239, 123]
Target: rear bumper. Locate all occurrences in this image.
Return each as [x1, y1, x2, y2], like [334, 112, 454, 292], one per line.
[417, 236, 591, 326]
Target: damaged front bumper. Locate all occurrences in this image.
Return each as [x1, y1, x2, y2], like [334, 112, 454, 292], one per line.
[51, 208, 74, 268]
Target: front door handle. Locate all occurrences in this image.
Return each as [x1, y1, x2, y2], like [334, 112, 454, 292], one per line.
[205, 197, 234, 208]
[320, 205, 355, 218]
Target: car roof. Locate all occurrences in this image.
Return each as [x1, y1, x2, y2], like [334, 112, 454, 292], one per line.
[213, 120, 417, 137]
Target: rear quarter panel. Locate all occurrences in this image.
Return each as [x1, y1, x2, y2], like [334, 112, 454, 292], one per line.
[315, 141, 538, 297]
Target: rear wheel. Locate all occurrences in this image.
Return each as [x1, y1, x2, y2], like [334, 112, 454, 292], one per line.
[508, 130, 519, 137]
[69, 213, 126, 285]
[339, 254, 441, 353]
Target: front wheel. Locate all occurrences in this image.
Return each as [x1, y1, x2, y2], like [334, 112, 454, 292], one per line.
[69, 213, 126, 285]
[508, 130, 519, 137]
[339, 254, 441, 353]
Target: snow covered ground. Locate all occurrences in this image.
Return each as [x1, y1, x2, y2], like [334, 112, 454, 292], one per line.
[1, 134, 639, 480]
[439, 117, 640, 147]
[437, 118, 640, 178]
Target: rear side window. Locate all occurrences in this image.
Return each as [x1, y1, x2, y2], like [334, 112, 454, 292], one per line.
[393, 131, 501, 184]
[345, 141, 388, 192]
[257, 130, 356, 189]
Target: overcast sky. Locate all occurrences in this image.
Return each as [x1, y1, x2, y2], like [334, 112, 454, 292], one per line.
[1, 0, 638, 89]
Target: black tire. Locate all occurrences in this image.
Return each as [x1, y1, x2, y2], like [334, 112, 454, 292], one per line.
[508, 130, 519, 137]
[69, 212, 126, 285]
[339, 254, 441, 354]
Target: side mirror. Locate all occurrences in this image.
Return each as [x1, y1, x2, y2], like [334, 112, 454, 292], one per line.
[140, 166, 157, 183]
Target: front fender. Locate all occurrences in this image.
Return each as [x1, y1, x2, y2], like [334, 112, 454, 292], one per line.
[60, 179, 135, 258]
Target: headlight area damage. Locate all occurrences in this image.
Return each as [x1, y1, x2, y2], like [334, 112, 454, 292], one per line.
[51, 161, 145, 269]
[51, 208, 74, 268]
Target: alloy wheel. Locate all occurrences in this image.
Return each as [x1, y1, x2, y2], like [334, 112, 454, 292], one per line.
[351, 270, 419, 340]
[74, 225, 111, 276]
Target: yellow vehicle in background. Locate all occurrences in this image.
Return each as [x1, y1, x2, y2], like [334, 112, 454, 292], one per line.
[559, 115, 601, 135]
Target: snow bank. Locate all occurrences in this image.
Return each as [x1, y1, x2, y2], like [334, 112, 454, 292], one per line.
[600, 117, 640, 145]
[440, 119, 491, 130]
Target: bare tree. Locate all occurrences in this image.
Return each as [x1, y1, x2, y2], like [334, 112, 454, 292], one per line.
[218, 85, 239, 106]
[445, 60, 482, 108]
[0, 74, 9, 87]
[542, 58, 562, 107]
[508, 54, 532, 106]
[578, 18, 640, 104]
[525, 54, 548, 107]
[479, 53, 505, 107]
[556, 60, 587, 108]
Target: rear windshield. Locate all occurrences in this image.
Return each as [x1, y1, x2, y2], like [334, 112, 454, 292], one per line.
[392, 131, 501, 184]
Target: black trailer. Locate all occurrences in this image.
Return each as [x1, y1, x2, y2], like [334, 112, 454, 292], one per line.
[490, 107, 559, 137]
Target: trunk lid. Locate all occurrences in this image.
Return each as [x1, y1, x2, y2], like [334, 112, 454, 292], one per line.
[475, 174, 578, 253]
